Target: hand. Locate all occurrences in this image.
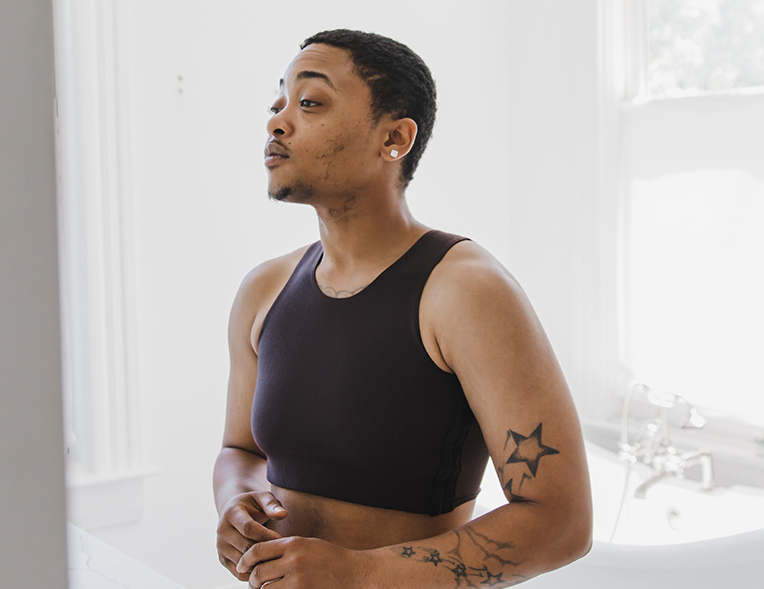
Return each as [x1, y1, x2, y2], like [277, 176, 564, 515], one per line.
[239, 536, 371, 589]
[217, 491, 288, 582]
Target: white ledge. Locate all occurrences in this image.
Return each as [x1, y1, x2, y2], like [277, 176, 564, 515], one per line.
[68, 523, 185, 588]
[67, 467, 160, 530]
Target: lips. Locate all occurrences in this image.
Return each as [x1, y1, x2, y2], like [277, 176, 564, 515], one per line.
[264, 142, 290, 166]
[265, 142, 289, 157]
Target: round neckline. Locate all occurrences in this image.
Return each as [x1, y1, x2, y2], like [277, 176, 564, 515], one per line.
[310, 230, 435, 302]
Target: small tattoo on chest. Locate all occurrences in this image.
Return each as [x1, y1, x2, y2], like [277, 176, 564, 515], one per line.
[318, 283, 369, 298]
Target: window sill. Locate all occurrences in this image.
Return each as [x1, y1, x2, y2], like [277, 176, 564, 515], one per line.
[630, 85, 764, 106]
[66, 467, 161, 530]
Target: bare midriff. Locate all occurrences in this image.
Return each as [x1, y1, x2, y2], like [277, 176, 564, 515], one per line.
[266, 485, 476, 550]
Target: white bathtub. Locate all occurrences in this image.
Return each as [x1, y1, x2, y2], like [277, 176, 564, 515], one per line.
[586, 441, 764, 546]
[476, 441, 764, 587]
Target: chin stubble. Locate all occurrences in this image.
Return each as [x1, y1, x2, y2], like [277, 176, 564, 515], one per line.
[267, 181, 314, 203]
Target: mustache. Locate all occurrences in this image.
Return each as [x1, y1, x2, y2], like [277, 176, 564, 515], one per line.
[265, 140, 290, 157]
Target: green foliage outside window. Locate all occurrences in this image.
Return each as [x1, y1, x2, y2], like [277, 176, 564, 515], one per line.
[649, 0, 764, 94]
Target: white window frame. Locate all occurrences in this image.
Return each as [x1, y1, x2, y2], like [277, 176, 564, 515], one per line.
[54, 0, 155, 529]
[570, 0, 646, 426]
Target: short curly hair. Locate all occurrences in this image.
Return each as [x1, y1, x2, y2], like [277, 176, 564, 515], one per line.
[301, 29, 437, 189]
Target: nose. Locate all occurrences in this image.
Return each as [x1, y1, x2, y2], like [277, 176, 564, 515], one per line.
[267, 108, 290, 138]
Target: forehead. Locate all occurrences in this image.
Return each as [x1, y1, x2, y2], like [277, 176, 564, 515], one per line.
[280, 43, 366, 96]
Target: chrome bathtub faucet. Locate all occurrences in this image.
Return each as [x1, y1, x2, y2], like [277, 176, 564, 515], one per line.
[618, 382, 715, 499]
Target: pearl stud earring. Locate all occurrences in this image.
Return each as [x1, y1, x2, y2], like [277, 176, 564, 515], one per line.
[390, 149, 399, 158]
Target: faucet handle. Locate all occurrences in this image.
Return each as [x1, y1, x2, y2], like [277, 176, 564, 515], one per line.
[644, 387, 708, 430]
[647, 389, 678, 408]
[680, 406, 707, 429]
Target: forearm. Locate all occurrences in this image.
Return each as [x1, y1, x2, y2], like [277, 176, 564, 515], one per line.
[213, 446, 270, 514]
[363, 501, 591, 589]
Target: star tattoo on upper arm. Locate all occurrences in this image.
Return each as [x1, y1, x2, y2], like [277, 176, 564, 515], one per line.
[503, 478, 526, 503]
[496, 423, 560, 504]
[504, 423, 559, 477]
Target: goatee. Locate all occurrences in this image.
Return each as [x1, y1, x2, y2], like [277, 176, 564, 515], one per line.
[267, 186, 293, 202]
[267, 182, 314, 203]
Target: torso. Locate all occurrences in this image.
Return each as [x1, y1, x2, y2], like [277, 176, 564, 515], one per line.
[248, 234, 481, 548]
[267, 486, 475, 549]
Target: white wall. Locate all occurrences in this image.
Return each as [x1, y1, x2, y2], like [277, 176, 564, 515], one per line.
[65, 1, 612, 588]
[502, 1, 621, 419]
[0, 1, 68, 588]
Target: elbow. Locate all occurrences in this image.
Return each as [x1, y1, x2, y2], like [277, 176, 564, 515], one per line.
[532, 498, 592, 571]
[556, 477, 594, 566]
[569, 523, 593, 563]
[510, 503, 592, 582]
[558, 504, 594, 567]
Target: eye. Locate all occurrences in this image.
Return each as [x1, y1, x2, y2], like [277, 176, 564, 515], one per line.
[268, 98, 285, 114]
[300, 99, 320, 109]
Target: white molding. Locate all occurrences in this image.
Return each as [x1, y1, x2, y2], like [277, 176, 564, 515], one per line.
[54, 0, 142, 523]
[614, 0, 648, 401]
[67, 468, 160, 530]
[622, 0, 648, 100]
[570, 0, 640, 421]
[580, 0, 653, 419]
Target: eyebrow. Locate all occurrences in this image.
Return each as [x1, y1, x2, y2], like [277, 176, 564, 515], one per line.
[279, 70, 336, 90]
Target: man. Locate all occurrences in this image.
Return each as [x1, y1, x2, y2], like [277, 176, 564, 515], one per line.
[214, 29, 592, 588]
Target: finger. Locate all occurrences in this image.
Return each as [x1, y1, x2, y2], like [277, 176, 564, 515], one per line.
[220, 521, 268, 557]
[229, 505, 283, 541]
[218, 525, 251, 556]
[252, 492, 289, 521]
[217, 536, 246, 566]
[218, 542, 243, 565]
[250, 578, 284, 589]
[248, 559, 285, 588]
[219, 555, 251, 583]
[237, 538, 287, 574]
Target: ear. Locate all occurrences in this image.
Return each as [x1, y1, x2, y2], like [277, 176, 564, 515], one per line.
[381, 117, 418, 161]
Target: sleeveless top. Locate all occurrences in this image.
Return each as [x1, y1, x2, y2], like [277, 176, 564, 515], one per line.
[251, 230, 490, 516]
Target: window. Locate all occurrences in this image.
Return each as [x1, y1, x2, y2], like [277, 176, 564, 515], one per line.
[54, 0, 151, 528]
[620, 0, 764, 428]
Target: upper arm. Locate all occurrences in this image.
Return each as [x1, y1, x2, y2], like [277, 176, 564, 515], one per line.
[222, 247, 309, 455]
[222, 268, 265, 455]
[424, 243, 591, 517]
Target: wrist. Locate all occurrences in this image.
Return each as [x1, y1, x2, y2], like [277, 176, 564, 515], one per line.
[353, 547, 389, 589]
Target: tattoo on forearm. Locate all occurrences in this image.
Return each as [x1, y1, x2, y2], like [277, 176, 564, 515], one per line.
[391, 423, 560, 587]
[393, 527, 526, 587]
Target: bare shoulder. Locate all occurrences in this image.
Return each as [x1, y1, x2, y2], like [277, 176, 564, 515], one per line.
[420, 239, 543, 373]
[425, 239, 531, 314]
[235, 245, 311, 307]
[229, 244, 312, 352]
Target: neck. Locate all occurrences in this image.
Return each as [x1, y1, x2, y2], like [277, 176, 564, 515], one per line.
[313, 191, 427, 272]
